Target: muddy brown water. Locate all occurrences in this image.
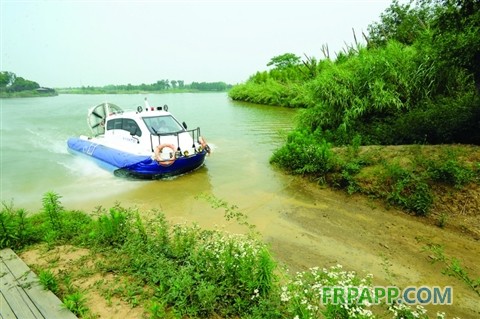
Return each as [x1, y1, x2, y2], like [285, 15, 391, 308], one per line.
[2, 93, 479, 318]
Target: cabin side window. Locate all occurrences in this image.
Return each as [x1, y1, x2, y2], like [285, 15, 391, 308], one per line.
[106, 119, 142, 137]
[122, 119, 142, 137]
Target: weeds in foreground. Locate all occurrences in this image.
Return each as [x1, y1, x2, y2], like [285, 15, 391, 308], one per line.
[423, 243, 480, 297]
[437, 212, 449, 228]
[38, 269, 59, 294]
[280, 265, 375, 318]
[63, 291, 89, 317]
[196, 193, 258, 234]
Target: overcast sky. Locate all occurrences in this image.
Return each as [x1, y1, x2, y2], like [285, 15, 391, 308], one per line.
[1, 0, 395, 88]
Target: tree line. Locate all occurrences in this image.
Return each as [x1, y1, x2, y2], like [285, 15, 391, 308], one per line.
[0, 71, 232, 95]
[62, 80, 232, 94]
[0, 71, 42, 92]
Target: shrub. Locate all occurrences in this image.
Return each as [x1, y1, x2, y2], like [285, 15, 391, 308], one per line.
[0, 204, 39, 249]
[270, 131, 336, 179]
[383, 163, 433, 216]
[427, 151, 476, 188]
[38, 269, 59, 294]
[91, 206, 131, 247]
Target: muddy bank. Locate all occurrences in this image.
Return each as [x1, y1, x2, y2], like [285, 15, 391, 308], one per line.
[257, 180, 480, 318]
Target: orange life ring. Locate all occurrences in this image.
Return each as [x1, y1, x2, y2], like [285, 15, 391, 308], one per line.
[154, 143, 176, 166]
[198, 136, 211, 154]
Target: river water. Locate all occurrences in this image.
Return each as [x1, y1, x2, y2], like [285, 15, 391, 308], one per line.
[1, 93, 295, 212]
[1, 93, 479, 318]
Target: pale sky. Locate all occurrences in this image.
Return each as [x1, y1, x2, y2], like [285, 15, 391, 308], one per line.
[1, 0, 395, 88]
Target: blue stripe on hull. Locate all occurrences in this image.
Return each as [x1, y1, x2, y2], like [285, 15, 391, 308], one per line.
[67, 137, 206, 179]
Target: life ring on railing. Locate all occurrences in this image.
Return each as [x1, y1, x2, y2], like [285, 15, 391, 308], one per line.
[154, 143, 176, 166]
[198, 136, 211, 154]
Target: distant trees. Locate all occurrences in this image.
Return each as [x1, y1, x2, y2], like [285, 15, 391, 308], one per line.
[64, 80, 231, 94]
[0, 71, 16, 88]
[190, 81, 230, 91]
[0, 71, 40, 92]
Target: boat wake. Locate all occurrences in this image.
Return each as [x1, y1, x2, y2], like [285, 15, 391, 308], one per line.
[26, 128, 70, 155]
[57, 155, 113, 179]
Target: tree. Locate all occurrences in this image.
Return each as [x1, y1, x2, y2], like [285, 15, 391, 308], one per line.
[267, 53, 301, 69]
[8, 77, 39, 92]
[432, 0, 480, 92]
[0, 71, 16, 90]
[367, 0, 435, 47]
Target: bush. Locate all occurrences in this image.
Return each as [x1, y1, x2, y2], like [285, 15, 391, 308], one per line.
[427, 151, 476, 188]
[0, 202, 43, 250]
[382, 163, 433, 216]
[270, 131, 336, 179]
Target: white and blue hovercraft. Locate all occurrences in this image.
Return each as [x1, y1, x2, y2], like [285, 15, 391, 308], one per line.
[67, 99, 210, 179]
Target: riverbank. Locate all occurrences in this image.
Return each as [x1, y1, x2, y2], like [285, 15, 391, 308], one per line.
[272, 143, 480, 240]
[56, 88, 229, 94]
[331, 144, 480, 240]
[0, 90, 58, 98]
[10, 185, 480, 318]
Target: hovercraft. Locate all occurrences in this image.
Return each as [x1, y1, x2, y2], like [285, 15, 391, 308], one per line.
[67, 99, 210, 179]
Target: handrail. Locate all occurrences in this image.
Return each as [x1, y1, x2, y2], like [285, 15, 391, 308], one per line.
[149, 127, 200, 153]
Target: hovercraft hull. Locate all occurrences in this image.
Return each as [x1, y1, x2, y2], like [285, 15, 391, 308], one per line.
[67, 137, 206, 179]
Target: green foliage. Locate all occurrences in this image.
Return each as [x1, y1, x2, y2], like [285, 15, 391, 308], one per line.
[0, 209, 18, 249]
[229, 0, 480, 147]
[424, 243, 480, 296]
[270, 131, 336, 179]
[190, 81, 230, 91]
[92, 206, 131, 247]
[367, 0, 435, 46]
[0, 71, 16, 88]
[63, 291, 89, 317]
[0, 203, 39, 249]
[136, 223, 276, 317]
[280, 265, 375, 319]
[382, 163, 433, 216]
[427, 151, 476, 187]
[228, 80, 312, 108]
[149, 300, 167, 319]
[59, 80, 231, 94]
[432, 0, 480, 90]
[267, 53, 301, 69]
[388, 303, 429, 319]
[7, 76, 39, 92]
[42, 192, 64, 233]
[0, 71, 53, 97]
[38, 269, 59, 294]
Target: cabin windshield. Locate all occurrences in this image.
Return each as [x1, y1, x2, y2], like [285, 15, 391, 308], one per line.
[143, 115, 184, 135]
